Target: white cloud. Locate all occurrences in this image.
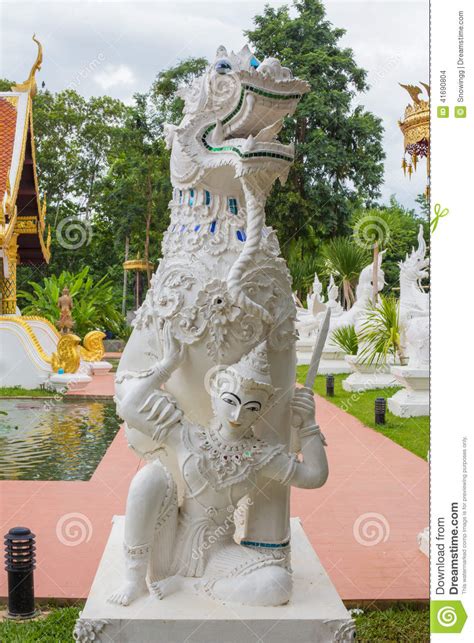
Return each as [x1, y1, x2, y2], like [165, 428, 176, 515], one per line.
[93, 64, 135, 90]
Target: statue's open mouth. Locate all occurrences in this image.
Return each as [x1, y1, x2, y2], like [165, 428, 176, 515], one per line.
[201, 84, 304, 162]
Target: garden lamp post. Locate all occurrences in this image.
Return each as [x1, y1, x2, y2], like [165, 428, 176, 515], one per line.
[4, 526, 38, 619]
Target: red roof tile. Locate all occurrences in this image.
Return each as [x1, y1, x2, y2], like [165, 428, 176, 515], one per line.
[0, 97, 18, 199]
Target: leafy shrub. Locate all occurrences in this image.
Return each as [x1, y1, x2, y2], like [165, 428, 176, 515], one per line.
[357, 295, 403, 365]
[331, 325, 358, 355]
[18, 267, 125, 338]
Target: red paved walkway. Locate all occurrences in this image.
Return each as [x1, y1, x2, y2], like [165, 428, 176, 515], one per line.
[0, 380, 428, 602]
[67, 372, 115, 397]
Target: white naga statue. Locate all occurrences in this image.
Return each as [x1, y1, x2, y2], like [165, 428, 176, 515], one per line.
[112, 333, 327, 606]
[113, 46, 328, 607]
[399, 225, 429, 367]
[343, 251, 386, 330]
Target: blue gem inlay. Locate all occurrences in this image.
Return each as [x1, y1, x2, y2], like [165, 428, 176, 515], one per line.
[236, 230, 246, 242]
[194, 224, 201, 232]
[189, 189, 195, 206]
[205, 190, 211, 205]
[210, 220, 217, 234]
[250, 56, 260, 69]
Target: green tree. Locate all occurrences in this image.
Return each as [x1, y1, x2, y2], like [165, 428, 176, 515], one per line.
[150, 57, 208, 128]
[245, 0, 385, 255]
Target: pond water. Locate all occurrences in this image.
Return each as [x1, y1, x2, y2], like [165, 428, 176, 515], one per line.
[0, 399, 121, 481]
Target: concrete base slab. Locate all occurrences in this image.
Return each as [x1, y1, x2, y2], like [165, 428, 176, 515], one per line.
[342, 372, 397, 393]
[318, 359, 351, 375]
[388, 388, 429, 417]
[47, 373, 92, 392]
[74, 516, 355, 643]
[387, 366, 429, 417]
[87, 361, 113, 376]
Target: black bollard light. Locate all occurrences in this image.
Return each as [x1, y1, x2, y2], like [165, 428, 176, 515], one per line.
[4, 527, 37, 619]
[375, 397, 387, 425]
[326, 374, 335, 397]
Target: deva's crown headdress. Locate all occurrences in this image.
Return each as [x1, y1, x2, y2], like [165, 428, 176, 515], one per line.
[211, 341, 275, 396]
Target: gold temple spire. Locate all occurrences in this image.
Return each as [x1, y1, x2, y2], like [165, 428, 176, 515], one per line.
[13, 34, 43, 97]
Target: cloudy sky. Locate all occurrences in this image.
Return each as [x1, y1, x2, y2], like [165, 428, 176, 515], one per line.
[0, 0, 429, 211]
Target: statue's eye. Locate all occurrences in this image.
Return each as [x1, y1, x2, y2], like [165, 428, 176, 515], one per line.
[223, 397, 237, 406]
[215, 59, 232, 75]
[244, 402, 262, 412]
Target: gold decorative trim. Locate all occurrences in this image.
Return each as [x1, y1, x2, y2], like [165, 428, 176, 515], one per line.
[14, 216, 38, 234]
[22, 315, 61, 337]
[12, 35, 43, 98]
[51, 334, 81, 373]
[123, 259, 154, 271]
[78, 330, 106, 362]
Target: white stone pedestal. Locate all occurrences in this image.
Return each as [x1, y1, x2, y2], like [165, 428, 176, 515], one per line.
[296, 338, 317, 365]
[342, 356, 397, 393]
[318, 347, 351, 375]
[74, 516, 355, 643]
[47, 373, 92, 392]
[387, 365, 429, 417]
[84, 361, 113, 376]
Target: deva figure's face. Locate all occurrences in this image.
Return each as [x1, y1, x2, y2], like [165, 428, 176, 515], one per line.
[212, 382, 270, 439]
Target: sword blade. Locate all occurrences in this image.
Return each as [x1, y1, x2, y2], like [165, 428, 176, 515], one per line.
[304, 307, 331, 389]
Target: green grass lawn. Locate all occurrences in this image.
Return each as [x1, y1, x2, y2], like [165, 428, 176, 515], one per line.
[354, 604, 429, 642]
[297, 367, 429, 460]
[0, 387, 59, 398]
[0, 604, 429, 642]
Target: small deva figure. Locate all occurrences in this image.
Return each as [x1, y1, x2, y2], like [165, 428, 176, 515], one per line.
[111, 325, 328, 608]
[57, 286, 74, 334]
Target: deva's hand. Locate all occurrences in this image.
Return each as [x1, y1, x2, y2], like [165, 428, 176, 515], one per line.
[291, 386, 315, 429]
[161, 324, 186, 372]
[139, 392, 183, 440]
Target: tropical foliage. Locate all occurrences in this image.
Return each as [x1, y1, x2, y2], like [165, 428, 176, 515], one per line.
[357, 295, 404, 365]
[331, 325, 359, 355]
[18, 267, 124, 338]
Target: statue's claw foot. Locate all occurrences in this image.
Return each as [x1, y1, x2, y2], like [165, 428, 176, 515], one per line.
[150, 574, 183, 600]
[107, 580, 148, 606]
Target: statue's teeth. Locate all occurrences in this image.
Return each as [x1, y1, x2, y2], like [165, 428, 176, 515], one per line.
[243, 135, 255, 151]
[254, 118, 283, 142]
[210, 119, 224, 145]
[246, 93, 255, 110]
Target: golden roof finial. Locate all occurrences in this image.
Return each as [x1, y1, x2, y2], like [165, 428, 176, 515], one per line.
[13, 34, 43, 97]
[399, 82, 422, 105]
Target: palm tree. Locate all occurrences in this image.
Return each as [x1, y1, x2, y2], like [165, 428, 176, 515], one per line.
[320, 237, 370, 309]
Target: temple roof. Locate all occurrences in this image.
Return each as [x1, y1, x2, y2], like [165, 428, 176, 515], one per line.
[0, 36, 50, 265]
